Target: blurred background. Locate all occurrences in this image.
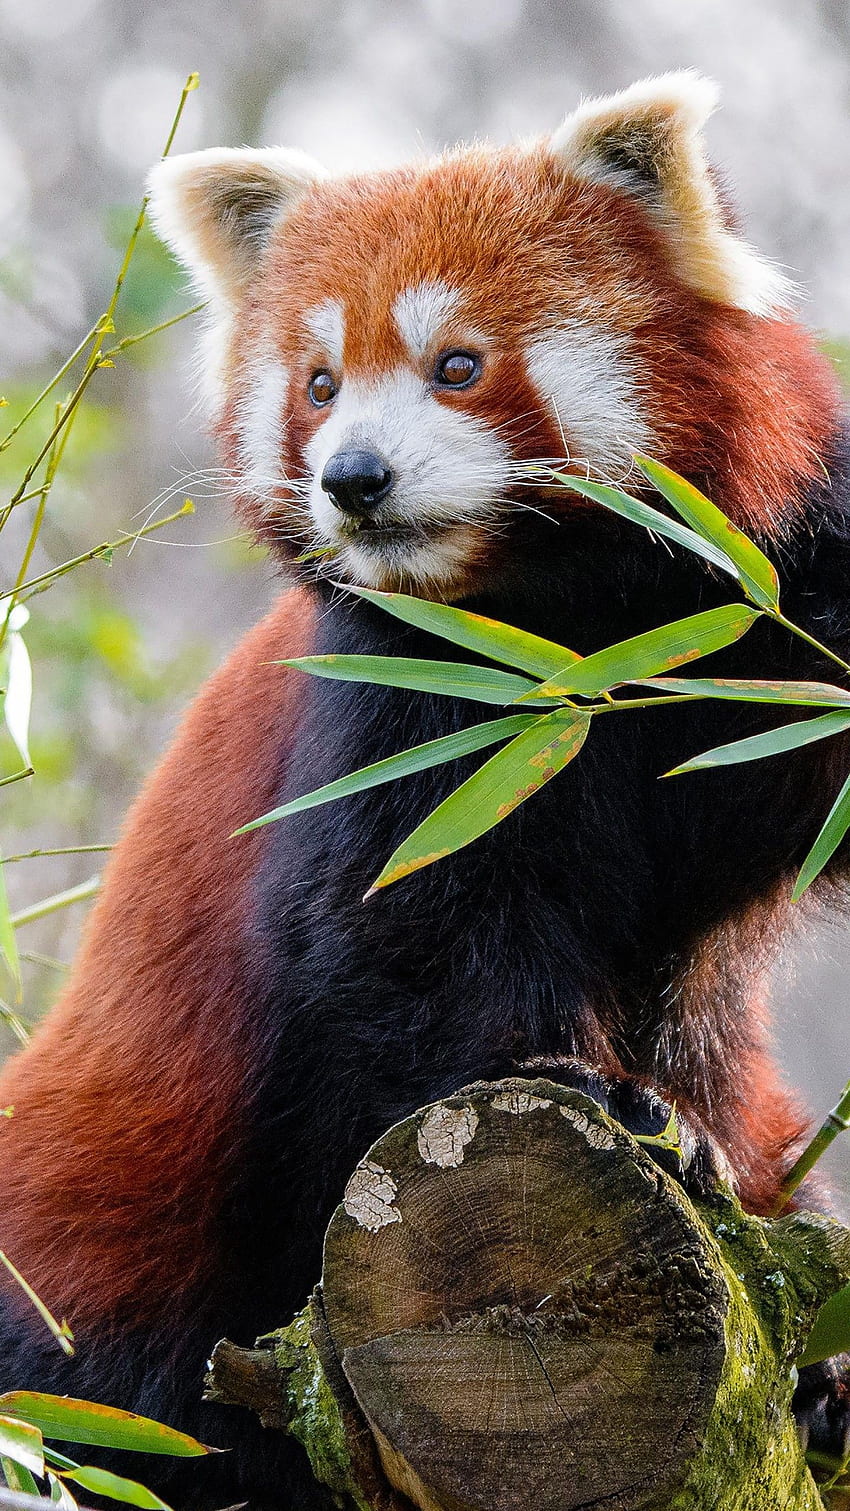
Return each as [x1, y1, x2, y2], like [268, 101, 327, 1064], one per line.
[1, 0, 849, 1194]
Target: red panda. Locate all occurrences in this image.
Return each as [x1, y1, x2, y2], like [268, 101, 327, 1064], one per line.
[1, 71, 849, 1506]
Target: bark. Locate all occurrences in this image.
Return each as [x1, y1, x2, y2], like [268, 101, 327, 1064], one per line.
[206, 1079, 850, 1511]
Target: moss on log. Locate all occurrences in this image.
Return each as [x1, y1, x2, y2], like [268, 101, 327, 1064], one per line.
[206, 1079, 850, 1511]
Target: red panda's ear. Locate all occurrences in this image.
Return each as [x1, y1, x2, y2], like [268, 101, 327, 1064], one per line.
[146, 146, 326, 407]
[549, 71, 794, 317]
[147, 147, 326, 307]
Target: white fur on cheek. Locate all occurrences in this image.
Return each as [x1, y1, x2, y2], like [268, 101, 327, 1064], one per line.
[393, 281, 462, 361]
[524, 323, 658, 478]
[232, 351, 290, 502]
[303, 367, 510, 589]
[304, 299, 345, 369]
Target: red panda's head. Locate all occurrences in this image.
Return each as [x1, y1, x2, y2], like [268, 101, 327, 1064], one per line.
[149, 72, 839, 599]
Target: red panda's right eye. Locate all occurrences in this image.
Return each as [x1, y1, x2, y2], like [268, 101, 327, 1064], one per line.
[309, 371, 337, 406]
[434, 350, 480, 389]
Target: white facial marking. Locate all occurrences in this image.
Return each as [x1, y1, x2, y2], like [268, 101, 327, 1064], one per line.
[525, 323, 658, 479]
[304, 299, 345, 369]
[304, 366, 510, 591]
[393, 280, 464, 361]
[233, 350, 290, 503]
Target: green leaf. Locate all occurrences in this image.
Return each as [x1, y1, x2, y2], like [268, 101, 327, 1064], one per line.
[636, 676, 850, 707]
[343, 585, 582, 676]
[293, 546, 337, 563]
[635, 455, 780, 610]
[1, 1453, 40, 1496]
[0, 1414, 44, 1479]
[278, 655, 547, 706]
[366, 710, 591, 894]
[234, 715, 542, 834]
[3, 621, 32, 768]
[0, 1396, 212, 1458]
[552, 472, 741, 578]
[517, 605, 761, 701]
[43, 1448, 77, 1472]
[666, 711, 850, 776]
[634, 1106, 683, 1159]
[59, 1465, 172, 1510]
[797, 1281, 850, 1367]
[792, 769, 850, 901]
[49, 1471, 79, 1508]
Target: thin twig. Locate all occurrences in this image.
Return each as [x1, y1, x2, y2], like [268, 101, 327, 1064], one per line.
[0, 72, 199, 525]
[0, 500, 194, 604]
[2, 846, 113, 864]
[10, 876, 100, 929]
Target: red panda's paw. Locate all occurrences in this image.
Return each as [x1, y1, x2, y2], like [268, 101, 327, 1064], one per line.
[516, 1057, 730, 1196]
[793, 1356, 850, 1478]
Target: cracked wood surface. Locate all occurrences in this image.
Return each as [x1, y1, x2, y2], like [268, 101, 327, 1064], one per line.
[208, 1078, 848, 1510]
[321, 1078, 728, 1511]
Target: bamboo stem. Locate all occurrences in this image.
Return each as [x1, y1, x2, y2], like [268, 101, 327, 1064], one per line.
[774, 1079, 850, 1213]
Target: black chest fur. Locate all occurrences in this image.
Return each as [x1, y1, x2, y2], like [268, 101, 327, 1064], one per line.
[237, 437, 850, 1320]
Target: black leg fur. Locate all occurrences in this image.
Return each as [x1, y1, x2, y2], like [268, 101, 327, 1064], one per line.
[793, 1356, 850, 1480]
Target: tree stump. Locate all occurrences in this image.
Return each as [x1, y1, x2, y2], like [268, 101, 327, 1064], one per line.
[206, 1079, 850, 1511]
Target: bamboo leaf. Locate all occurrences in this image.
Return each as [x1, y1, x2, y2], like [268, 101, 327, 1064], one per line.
[48, 1471, 79, 1509]
[0, 1397, 212, 1458]
[1, 1454, 40, 1496]
[343, 585, 582, 676]
[0, 1416, 44, 1480]
[366, 710, 591, 894]
[234, 715, 542, 834]
[58, 1466, 171, 1510]
[517, 605, 760, 701]
[3, 619, 32, 768]
[551, 472, 740, 578]
[666, 711, 850, 776]
[634, 1107, 683, 1160]
[797, 1281, 850, 1367]
[278, 656, 547, 706]
[636, 677, 850, 707]
[792, 769, 850, 900]
[635, 455, 780, 609]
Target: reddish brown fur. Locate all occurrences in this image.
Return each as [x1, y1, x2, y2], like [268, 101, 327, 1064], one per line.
[649, 906, 812, 1215]
[0, 592, 314, 1328]
[1, 140, 839, 1332]
[217, 147, 838, 556]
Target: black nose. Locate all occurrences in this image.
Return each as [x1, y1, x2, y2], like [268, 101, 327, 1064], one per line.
[321, 449, 394, 518]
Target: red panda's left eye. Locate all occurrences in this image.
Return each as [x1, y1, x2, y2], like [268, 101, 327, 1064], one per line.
[309, 371, 337, 406]
[434, 351, 481, 388]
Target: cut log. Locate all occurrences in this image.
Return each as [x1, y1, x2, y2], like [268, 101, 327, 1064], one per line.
[206, 1079, 850, 1511]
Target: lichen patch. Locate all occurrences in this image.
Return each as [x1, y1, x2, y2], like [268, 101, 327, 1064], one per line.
[491, 1091, 553, 1115]
[560, 1105, 617, 1149]
[417, 1103, 479, 1167]
[343, 1159, 402, 1230]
